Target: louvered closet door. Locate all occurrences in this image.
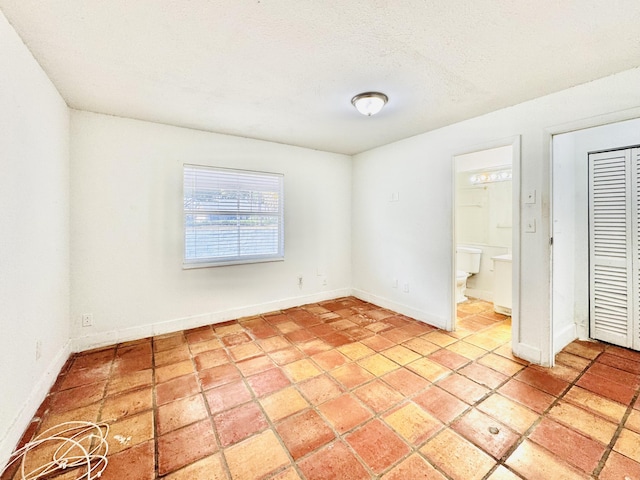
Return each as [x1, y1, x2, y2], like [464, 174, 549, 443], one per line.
[589, 149, 635, 348]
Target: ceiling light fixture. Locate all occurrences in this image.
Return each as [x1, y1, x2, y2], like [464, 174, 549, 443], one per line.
[351, 92, 388, 116]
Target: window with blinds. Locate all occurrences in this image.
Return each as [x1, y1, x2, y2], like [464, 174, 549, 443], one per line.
[183, 165, 284, 267]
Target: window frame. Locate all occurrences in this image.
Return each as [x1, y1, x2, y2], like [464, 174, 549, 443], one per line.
[183, 164, 285, 268]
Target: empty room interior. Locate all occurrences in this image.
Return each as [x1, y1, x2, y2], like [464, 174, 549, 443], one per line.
[3, 1, 640, 479]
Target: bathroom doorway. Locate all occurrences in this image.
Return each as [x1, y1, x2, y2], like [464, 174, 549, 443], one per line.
[453, 145, 515, 331]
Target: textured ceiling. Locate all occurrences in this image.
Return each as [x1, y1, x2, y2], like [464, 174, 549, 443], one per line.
[2, 1, 640, 155]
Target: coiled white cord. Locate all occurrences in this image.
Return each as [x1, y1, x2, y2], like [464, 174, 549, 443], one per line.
[0, 421, 109, 480]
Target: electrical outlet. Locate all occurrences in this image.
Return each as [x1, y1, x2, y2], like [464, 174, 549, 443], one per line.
[82, 314, 93, 327]
[297, 275, 303, 287]
[403, 283, 410, 293]
[35, 340, 42, 361]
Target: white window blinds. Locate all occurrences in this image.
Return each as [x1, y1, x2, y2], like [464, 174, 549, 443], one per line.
[183, 165, 284, 267]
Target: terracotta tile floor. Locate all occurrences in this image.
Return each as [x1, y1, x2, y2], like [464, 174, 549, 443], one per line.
[4, 297, 640, 479]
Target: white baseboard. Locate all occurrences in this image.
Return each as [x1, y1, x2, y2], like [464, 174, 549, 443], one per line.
[513, 342, 543, 365]
[72, 288, 352, 352]
[351, 289, 447, 330]
[0, 340, 72, 471]
[465, 288, 493, 303]
[553, 322, 578, 356]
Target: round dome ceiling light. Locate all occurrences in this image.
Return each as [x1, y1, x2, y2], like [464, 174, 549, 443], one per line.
[351, 92, 388, 116]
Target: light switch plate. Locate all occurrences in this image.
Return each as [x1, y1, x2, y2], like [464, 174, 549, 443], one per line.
[525, 218, 536, 233]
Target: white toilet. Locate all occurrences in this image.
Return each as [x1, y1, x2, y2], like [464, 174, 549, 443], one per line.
[456, 246, 482, 303]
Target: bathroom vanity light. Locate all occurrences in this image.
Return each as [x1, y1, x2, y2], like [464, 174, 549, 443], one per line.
[351, 92, 388, 116]
[470, 168, 512, 185]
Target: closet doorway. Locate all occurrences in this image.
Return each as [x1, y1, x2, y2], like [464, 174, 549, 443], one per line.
[551, 118, 640, 354]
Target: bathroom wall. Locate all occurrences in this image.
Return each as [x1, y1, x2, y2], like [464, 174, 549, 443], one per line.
[456, 168, 512, 301]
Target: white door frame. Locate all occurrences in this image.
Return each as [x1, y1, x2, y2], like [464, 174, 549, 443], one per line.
[451, 136, 521, 355]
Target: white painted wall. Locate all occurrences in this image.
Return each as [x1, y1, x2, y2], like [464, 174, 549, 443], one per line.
[70, 111, 352, 350]
[352, 67, 640, 366]
[0, 12, 70, 468]
[552, 118, 640, 353]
